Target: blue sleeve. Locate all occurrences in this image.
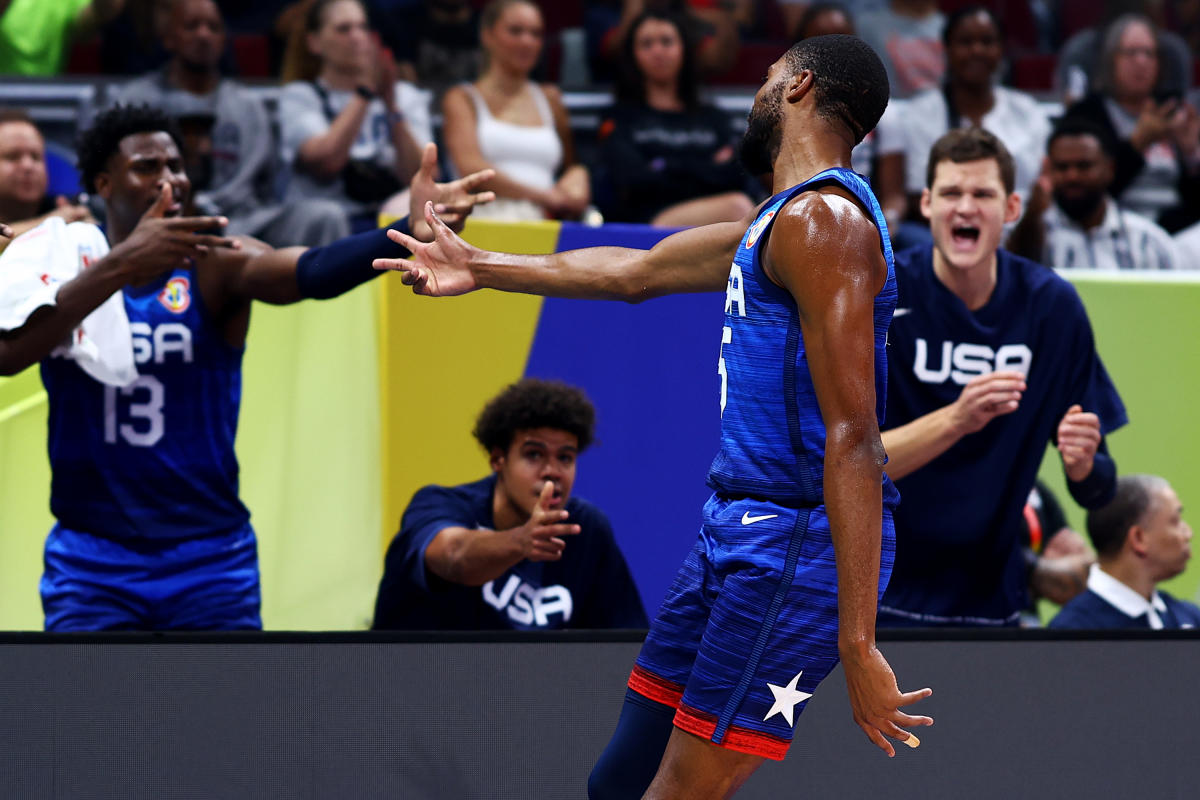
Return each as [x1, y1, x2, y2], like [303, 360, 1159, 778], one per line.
[1061, 284, 1128, 435]
[1054, 285, 1125, 508]
[573, 506, 648, 628]
[391, 485, 474, 592]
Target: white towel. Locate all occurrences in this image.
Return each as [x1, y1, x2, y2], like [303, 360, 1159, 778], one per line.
[0, 217, 137, 386]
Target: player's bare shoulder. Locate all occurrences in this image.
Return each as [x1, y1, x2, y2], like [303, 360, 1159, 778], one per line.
[765, 185, 885, 289]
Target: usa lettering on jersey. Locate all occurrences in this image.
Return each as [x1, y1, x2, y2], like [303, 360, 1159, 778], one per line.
[482, 575, 573, 627]
[913, 338, 1032, 385]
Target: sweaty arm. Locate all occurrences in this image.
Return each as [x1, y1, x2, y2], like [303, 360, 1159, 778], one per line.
[766, 189, 930, 756]
[381, 200, 758, 301]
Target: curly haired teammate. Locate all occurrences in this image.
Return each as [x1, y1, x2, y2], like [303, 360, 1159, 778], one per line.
[381, 35, 932, 800]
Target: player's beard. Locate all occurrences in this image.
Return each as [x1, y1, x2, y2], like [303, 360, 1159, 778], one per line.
[739, 83, 783, 178]
[1053, 188, 1105, 224]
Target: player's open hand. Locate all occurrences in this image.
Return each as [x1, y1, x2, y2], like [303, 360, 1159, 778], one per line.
[950, 370, 1026, 435]
[375, 200, 481, 297]
[842, 645, 932, 758]
[1057, 404, 1101, 482]
[407, 143, 495, 240]
[514, 481, 580, 562]
[109, 184, 239, 284]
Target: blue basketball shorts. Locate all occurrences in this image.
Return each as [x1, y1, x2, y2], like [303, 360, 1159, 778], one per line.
[40, 522, 262, 631]
[629, 494, 896, 760]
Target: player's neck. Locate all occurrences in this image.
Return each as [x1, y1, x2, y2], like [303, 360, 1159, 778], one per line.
[931, 247, 996, 311]
[1100, 560, 1156, 602]
[770, 128, 852, 193]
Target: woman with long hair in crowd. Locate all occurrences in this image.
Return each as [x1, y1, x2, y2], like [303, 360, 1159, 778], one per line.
[874, 5, 1050, 238]
[277, 0, 431, 230]
[595, 9, 753, 226]
[1065, 14, 1200, 233]
[441, 0, 589, 221]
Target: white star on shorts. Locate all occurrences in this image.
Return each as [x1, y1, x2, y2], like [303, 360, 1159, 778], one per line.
[763, 671, 812, 727]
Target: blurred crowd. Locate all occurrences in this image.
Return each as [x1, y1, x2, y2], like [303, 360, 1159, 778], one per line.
[0, 0, 1196, 264]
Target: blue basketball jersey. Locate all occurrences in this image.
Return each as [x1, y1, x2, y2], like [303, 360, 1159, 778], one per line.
[706, 168, 900, 509]
[41, 265, 250, 540]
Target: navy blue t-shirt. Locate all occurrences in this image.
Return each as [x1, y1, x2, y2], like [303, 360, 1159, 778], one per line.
[372, 475, 647, 630]
[880, 246, 1128, 625]
[1050, 589, 1200, 629]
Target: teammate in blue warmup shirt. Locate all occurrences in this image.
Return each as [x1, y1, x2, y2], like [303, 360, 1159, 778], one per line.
[0, 104, 493, 631]
[1052, 475, 1200, 629]
[372, 378, 646, 630]
[875, 128, 1128, 628]
[382, 35, 932, 800]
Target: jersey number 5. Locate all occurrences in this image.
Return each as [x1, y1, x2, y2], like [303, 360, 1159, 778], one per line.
[718, 325, 732, 416]
[104, 376, 165, 447]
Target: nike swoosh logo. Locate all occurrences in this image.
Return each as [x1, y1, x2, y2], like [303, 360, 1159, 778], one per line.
[893, 308, 912, 317]
[741, 512, 779, 525]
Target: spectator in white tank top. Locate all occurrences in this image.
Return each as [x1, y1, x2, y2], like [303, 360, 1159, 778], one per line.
[441, 0, 590, 221]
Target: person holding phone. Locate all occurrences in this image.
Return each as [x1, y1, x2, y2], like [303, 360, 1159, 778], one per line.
[1064, 14, 1200, 233]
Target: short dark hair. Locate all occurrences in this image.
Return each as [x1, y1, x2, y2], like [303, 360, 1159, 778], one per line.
[925, 127, 1016, 194]
[942, 4, 1002, 48]
[781, 34, 889, 145]
[473, 378, 596, 454]
[77, 104, 183, 193]
[617, 11, 700, 110]
[1087, 474, 1169, 558]
[1047, 116, 1117, 161]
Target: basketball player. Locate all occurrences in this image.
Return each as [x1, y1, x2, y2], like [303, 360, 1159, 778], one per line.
[379, 35, 931, 799]
[876, 128, 1127, 628]
[0, 104, 493, 631]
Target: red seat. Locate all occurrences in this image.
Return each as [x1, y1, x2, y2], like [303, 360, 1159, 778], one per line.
[1012, 53, 1056, 91]
[65, 37, 102, 74]
[232, 34, 270, 78]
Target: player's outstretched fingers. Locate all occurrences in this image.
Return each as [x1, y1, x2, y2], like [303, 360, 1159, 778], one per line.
[861, 723, 896, 758]
[383, 225, 421, 253]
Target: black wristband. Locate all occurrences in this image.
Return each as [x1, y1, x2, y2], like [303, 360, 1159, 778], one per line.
[355, 85, 376, 101]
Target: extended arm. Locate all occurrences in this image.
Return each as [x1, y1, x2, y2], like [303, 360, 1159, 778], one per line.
[380, 200, 755, 300]
[767, 190, 931, 757]
[424, 483, 579, 586]
[209, 146, 495, 307]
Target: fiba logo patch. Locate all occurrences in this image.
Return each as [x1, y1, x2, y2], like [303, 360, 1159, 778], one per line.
[159, 276, 191, 314]
[745, 210, 776, 248]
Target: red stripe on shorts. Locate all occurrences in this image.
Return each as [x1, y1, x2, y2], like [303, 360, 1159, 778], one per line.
[673, 703, 790, 761]
[627, 664, 684, 708]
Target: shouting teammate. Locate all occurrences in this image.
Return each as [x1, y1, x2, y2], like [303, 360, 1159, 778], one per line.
[380, 35, 931, 799]
[0, 104, 492, 631]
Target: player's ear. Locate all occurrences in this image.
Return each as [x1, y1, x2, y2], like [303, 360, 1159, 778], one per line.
[1004, 191, 1022, 224]
[919, 187, 932, 220]
[785, 69, 814, 104]
[489, 447, 506, 473]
